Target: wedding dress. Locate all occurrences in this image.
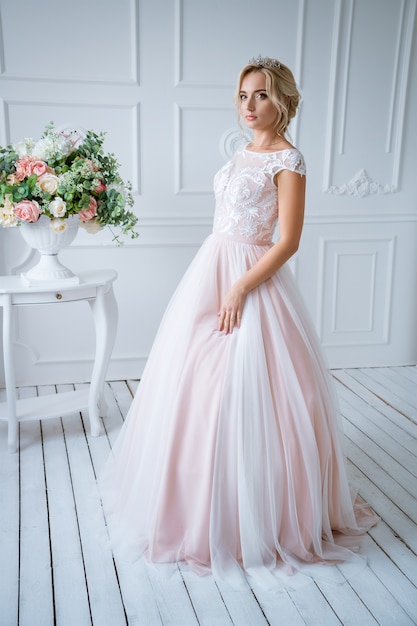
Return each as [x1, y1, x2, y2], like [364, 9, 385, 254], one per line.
[99, 144, 376, 588]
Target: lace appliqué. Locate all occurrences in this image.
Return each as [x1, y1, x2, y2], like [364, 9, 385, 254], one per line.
[213, 146, 306, 243]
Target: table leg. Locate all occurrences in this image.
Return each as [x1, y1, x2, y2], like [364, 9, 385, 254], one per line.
[3, 296, 18, 453]
[88, 284, 118, 436]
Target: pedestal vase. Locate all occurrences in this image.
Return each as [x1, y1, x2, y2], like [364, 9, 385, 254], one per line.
[19, 214, 80, 287]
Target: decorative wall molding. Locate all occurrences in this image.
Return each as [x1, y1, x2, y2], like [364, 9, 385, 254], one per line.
[0, 75, 139, 88]
[317, 235, 395, 347]
[174, 0, 186, 87]
[386, 0, 406, 154]
[294, 0, 306, 89]
[175, 0, 306, 89]
[0, 9, 5, 75]
[323, 0, 416, 194]
[219, 129, 246, 160]
[291, 0, 305, 147]
[0, 97, 6, 146]
[326, 169, 396, 197]
[322, 0, 343, 190]
[0, 0, 140, 85]
[391, 0, 416, 188]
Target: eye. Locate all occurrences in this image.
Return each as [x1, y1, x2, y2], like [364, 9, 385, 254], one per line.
[256, 92, 268, 99]
[239, 94, 247, 100]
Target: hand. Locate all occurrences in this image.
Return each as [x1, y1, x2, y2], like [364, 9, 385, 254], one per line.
[218, 283, 246, 334]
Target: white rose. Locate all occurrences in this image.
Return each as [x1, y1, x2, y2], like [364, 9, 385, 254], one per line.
[49, 197, 67, 218]
[38, 173, 60, 194]
[49, 218, 67, 233]
[0, 211, 18, 227]
[0, 195, 18, 227]
[79, 217, 104, 234]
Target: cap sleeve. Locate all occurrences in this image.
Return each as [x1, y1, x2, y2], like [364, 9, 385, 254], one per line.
[270, 149, 306, 178]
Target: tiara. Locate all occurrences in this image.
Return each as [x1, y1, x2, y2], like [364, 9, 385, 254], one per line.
[248, 55, 281, 69]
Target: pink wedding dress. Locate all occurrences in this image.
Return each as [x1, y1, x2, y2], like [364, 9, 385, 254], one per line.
[99, 144, 376, 587]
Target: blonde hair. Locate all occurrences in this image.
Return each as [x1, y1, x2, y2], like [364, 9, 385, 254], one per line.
[235, 60, 301, 139]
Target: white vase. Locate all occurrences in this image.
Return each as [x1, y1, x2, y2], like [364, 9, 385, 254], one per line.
[20, 214, 80, 287]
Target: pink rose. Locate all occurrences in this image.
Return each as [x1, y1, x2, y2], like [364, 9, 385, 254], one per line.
[15, 156, 48, 180]
[31, 160, 48, 177]
[15, 157, 33, 180]
[14, 199, 41, 222]
[79, 197, 97, 222]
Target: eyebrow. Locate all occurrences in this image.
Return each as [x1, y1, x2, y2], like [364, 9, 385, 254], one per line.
[239, 89, 267, 94]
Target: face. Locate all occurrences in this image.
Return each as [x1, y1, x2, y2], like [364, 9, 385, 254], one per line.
[239, 71, 279, 133]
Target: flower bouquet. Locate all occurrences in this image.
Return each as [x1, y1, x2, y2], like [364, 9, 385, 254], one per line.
[0, 122, 138, 244]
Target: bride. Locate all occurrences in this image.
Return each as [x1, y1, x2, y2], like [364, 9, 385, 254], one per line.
[99, 55, 377, 588]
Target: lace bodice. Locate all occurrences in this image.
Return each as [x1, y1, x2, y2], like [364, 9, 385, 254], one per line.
[212, 145, 306, 243]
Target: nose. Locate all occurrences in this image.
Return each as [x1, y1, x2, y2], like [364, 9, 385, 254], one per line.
[246, 96, 255, 111]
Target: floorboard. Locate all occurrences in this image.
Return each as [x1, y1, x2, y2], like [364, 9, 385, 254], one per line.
[0, 388, 19, 626]
[41, 384, 92, 626]
[18, 386, 54, 626]
[0, 367, 416, 625]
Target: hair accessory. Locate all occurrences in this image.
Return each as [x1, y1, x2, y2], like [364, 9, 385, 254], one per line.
[249, 55, 281, 69]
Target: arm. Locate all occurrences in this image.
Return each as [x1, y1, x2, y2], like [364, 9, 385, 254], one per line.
[218, 168, 306, 333]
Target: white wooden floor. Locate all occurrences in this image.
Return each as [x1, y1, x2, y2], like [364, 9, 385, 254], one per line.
[0, 366, 416, 626]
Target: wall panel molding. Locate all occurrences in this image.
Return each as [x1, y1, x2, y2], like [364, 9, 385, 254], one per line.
[0, 8, 5, 75]
[175, 0, 306, 89]
[386, 0, 406, 154]
[317, 236, 395, 347]
[0, 0, 140, 86]
[391, 0, 416, 189]
[337, 0, 354, 156]
[323, 0, 416, 195]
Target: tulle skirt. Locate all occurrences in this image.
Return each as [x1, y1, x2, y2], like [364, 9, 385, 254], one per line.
[99, 233, 377, 589]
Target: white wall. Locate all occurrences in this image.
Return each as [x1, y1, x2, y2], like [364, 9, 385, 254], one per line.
[0, 0, 416, 386]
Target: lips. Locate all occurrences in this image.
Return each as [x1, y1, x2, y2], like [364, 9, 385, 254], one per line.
[246, 115, 256, 120]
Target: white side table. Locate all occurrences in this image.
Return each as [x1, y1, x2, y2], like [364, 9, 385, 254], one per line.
[0, 269, 118, 452]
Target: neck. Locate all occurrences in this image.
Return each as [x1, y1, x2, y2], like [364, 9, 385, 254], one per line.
[251, 133, 283, 148]
[252, 139, 281, 148]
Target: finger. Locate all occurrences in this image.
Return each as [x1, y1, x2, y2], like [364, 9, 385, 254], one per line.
[224, 312, 238, 334]
[220, 313, 231, 333]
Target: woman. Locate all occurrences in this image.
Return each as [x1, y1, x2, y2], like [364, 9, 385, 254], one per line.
[99, 56, 376, 588]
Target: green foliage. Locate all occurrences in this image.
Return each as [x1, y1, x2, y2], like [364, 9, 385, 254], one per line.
[0, 123, 139, 243]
